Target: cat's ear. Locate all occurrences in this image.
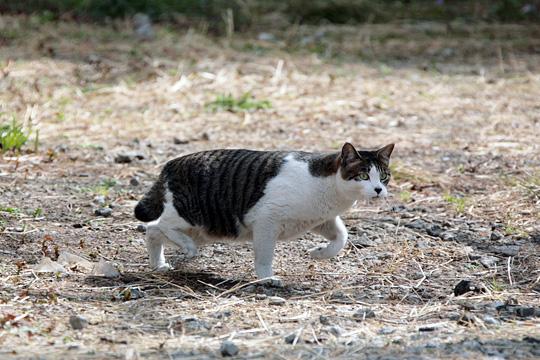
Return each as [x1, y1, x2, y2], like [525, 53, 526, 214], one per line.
[377, 143, 394, 164]
[341, 142, 360, 164]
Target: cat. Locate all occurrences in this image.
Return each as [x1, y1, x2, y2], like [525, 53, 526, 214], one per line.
[135, 142, 394, 285]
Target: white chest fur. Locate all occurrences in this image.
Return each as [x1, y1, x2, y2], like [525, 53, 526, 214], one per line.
[243, 155, 355, 239]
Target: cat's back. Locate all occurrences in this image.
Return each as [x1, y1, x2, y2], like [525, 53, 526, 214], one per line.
[162, 149, 289, 237]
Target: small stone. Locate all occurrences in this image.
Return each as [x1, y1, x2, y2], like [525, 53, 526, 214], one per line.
[405, 219, 430, 231]
[319, 315, 330, 325]
[454, 280, 486, 296]
[489, 245, 521, 257]
[258, 32, 276, 41]
[220, 340, 238, 357]
[353, 234, 378, 247]
[91, 259, 120, 278]
[379, 327, 395, 335]
[483, 315, 499, 325]
[180, 317, 210, 333]
[490, 231, 502, 241]
[418, 322, 444, 332]
[129, 177, 140, 186]
[173, 137, 189, 145]
[515, 306, 535, 318]
[114, 154, 132, 164]
[479, 256, 499, 268]
[426, 224, 443, 237]
[94, 208, 112, 217]
[213, 310, 232, 319]
[114, 152, 144, 164]
[255, 294, 267, 300]
[119, 287, 145, 301]
[34, 257, 67, 273]
[69, 315, 88, 330]
[268, 296, 286, 305]
[328, 325, 344, 337]
[284, 333, 298, 344]
[94, 195, 106, 206]
[136, 224, 146, 233]
[353, 308, 376, 320]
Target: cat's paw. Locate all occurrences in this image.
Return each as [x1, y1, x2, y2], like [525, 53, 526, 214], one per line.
[309, 246, 332, 259]
[259, 276, 284, 288]
[153, 263, 173, 272]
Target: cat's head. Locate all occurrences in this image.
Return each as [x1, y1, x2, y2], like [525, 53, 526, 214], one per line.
[336, 142, 394, 200]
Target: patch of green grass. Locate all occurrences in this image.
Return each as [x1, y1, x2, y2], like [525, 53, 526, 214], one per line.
[490, 278, 506, 292]
[33, 208, 43, 218]
[0, 119, 29, 153]
[399, 190, 412, 203]
[443, 193, 467, 214]
[206, 93, 271, 113]
[0, 206, 20, 214]
[84, 178, 118, 196]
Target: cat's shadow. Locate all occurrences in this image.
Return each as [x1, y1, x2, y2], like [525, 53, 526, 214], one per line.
[84, 270, 300, 298]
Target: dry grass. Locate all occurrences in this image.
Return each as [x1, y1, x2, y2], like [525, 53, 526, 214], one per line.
[1, 15, 539, 359]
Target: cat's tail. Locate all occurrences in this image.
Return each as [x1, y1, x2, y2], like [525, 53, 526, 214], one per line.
[134, 178, 166, 222]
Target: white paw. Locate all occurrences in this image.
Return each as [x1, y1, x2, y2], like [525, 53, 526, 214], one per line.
[309, 246, 331, 259]
[184, 247, 198, 259]
[153, 263, 172, 272]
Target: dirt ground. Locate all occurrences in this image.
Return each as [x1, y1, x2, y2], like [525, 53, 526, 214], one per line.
[1, 15, 539, 359]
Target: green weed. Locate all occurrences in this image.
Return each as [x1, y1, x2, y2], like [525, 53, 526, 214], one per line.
[490, 278, 506, 292]
[443, 193, 467, 214]
[0, 119, 29, 153]
[0, 206, 20, 214]
[206, 93, 271, 112]
[399, 190, 412, 203]
[33, 208, 43, 218]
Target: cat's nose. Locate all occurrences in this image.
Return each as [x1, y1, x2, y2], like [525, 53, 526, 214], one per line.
[374, 187, 382, 194]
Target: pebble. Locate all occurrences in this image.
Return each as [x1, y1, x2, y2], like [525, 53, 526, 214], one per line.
[258, 32, 276, 41]
[319, 315, 331, 325]
[483, 315, 499, 325]
[136, 224, 146, 233]
[94, 195, 106, 206]
[379, 327, 396, 335]
[129, 177, 140, 186]
[479, 256, 499, 268]
[405, 219, 430, 231]
[284, 333, 298, 344]
[220, 340, 239, 357]
[173, 137, 189, 145]
[328, 325, 344, 337]
[489, 245, 521, 257]
[426, 224, 443, 237]
[353, 308, 376, 320]
[94, 207, 112, 217]
[268, 296, 286, 305]
[69, 315, 88, 330]
[490, 231, 502, 240]
[453, 280, 486, 296]
[114, 152, 145, 164]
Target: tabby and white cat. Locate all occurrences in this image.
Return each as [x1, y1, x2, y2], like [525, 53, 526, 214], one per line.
[135, 142, 394, 285]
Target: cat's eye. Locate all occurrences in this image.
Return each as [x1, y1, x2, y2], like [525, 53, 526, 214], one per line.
[380, 173, 389, 181]
[356, 172, 369, 181]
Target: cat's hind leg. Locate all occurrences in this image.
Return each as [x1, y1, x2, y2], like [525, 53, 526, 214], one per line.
[309, 216, 348, 259]
[146, 221, 172, 271]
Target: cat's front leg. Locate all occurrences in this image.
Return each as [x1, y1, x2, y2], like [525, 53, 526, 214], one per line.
[252, 221, 282, 287]
[309, 216, 348, 259]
